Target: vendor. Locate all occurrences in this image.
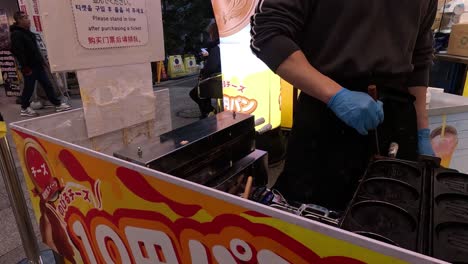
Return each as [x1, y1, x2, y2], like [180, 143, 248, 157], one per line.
[251, 0, 436, 210]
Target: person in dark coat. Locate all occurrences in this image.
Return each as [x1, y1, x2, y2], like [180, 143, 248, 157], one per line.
[10, 12, 71, 117]
[189, 23, 221, 118]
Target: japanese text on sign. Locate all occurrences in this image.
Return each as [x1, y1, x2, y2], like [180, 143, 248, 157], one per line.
[32, 0, 39, 15]
[71, 0, 148, 49]
[223, 80, 247, 93]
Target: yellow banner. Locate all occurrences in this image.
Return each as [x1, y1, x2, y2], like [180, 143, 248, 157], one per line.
[464, 74, 468, 97]
[0, 121, 6, 139]
[213, 0, 282, 130]
[280, 80, 294, 129]
[11, 128, 412, 264]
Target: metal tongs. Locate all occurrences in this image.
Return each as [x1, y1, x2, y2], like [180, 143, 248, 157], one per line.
[368, 85, 400, 159]
[268, 190, 341, 226]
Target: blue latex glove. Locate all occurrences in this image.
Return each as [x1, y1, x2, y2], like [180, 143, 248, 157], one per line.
[327, 88, 384, 135]
[418, 128, 435, 156]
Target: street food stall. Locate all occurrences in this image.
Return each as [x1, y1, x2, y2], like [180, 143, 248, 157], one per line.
[2, 0, 468, 263]
[10, 98, 452, 264]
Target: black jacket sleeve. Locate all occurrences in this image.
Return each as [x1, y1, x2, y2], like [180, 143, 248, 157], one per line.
[10, 32, 29, 69]
[250, 0, 312, 72]
[407, 0, 437, 87]
[201, 45, 221, 79]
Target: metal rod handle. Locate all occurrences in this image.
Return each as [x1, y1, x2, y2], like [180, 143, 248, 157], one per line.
[0, 131, 42, 264]
[367, 85, 378, 101]
[367, 85, 381, 156]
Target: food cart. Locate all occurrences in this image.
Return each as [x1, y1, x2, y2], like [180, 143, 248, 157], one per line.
[2, 0, 467, 263]
[9, 105, 447, 264]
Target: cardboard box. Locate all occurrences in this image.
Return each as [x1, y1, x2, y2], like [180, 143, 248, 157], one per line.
[439, 0, 452, 10]
[447, 23, 468, 57]
[432, 12, 443, 30]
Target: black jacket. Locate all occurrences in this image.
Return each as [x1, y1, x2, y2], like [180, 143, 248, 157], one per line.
[251, 0, 436, 87]
[9, 24, 44, 69]
[201, 41, 221, 79]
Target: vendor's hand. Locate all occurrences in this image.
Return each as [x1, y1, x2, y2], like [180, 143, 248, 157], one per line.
[327, 88, 384, 135]
[22, 67, 33, 76]
[418, 128, 435, 156]
[201, 50, 209, 57]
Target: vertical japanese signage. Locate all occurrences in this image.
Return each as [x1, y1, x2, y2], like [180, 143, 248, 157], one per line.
[0, 9, 10, 51]
[31, 0, 42, 32]
[31, 0, 39, 15]
[0, 9, 21, 97]
[71, 0, 149, 49]
[19, 5, 27, 14]
[16, 0, 43, 33]
[18, 0, 28, 14]
[32, 15, 42, 31]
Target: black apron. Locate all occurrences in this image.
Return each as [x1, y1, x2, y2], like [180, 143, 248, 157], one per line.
[274, 75, 418, 210]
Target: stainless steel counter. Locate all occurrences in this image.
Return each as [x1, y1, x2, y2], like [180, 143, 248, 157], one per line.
[435, 53, 468, 65]
[428, 92, 468, 116]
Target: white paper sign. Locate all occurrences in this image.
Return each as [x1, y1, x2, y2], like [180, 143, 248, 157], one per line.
[77, 63, 156, 137]
[36, 0, 164, 71]
[71, 0, 149, 49]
